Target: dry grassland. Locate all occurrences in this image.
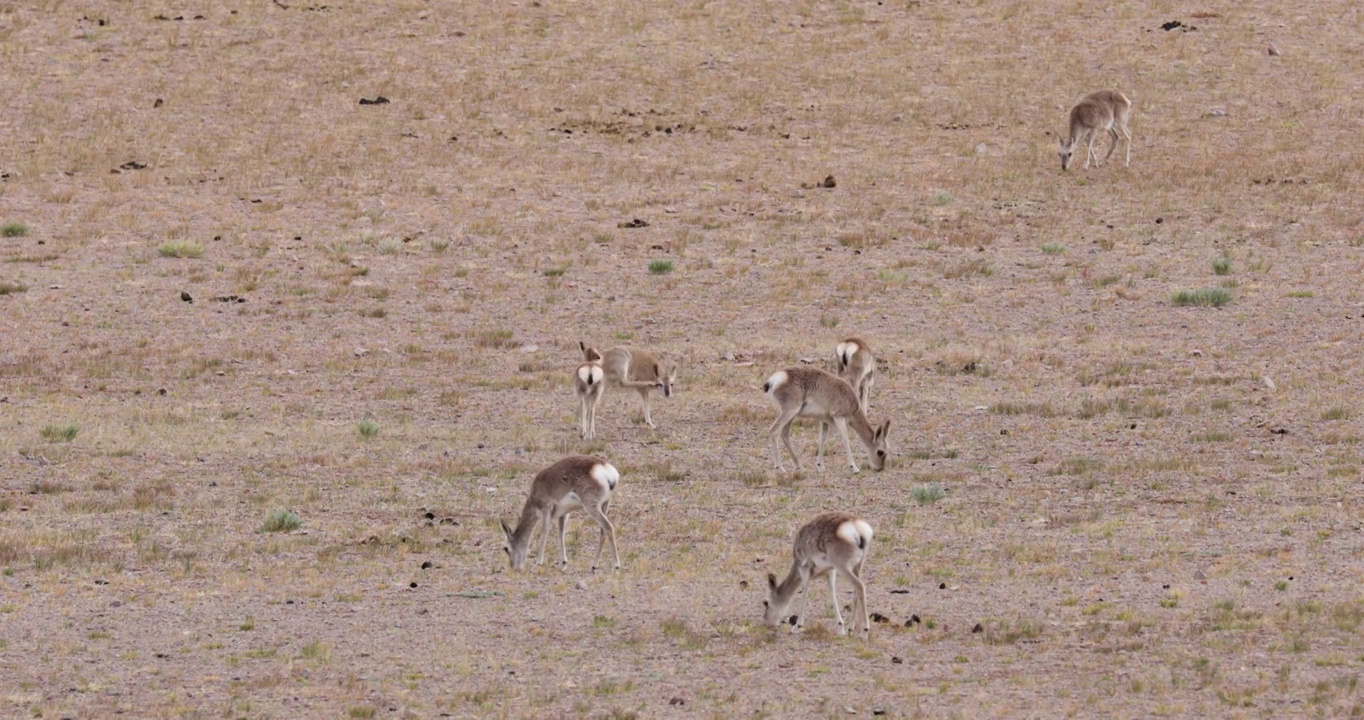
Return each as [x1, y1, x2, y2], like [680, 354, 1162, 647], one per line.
[2, 0, 1364, 717]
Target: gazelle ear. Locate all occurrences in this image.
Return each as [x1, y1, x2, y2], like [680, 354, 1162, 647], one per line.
[500, 520, 513, 538]
[767, 572, 778, 589]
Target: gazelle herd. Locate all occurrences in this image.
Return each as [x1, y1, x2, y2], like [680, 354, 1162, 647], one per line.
[501, 89, 1132, 637]
[503, 335, 885, 637]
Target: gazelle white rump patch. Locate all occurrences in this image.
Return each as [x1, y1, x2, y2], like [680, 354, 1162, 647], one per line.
[590, 462, 620, 491]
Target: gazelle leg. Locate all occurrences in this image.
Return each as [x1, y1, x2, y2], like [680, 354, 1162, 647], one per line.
[1122, 125, 1132, 167]
[557, 513, 570, 567]
[1102, 127, 1119, 165]
[828, 571, 846, 635]
[536, 509, 552, 565]
[585, 503, 620, 570]
[815, 422, 828, 470]
[791, 565, 814, 632]
[846, 570, 870, 638]
[833, 417, 860, 473]
[769, 406, 802, 471]
[639, 388, 655, 428]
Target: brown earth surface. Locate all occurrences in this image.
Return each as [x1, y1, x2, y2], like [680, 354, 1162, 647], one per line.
[2, 1, 1364, 718]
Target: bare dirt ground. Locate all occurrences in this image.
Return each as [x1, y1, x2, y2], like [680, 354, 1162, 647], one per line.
[2, 1, 1364, 717]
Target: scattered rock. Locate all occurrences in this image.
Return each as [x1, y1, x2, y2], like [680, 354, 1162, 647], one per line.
[424, 512, 436, 520]
[153, 98, 163, 108]
[1189, 349, 1203, 357]
[617, 218, 649, 229]
[1267, 44, 1281, 56]
[972, 623, 984, 633]
[1194, 569, 1207, 580]
[409, 581, 417, 588]
[870, 613, 890, 624]
[1262, 376, 1276, 391]
[212, 295, 247, 303]
[180, 291, 193, 303]
[1205, 108, 1227, 118]
[519, 344, 538, 353]
[939, 582, 947, 590]
[1159, 19, 1195, 31]
[420, 561, 432, 570]
[821, 175, 836, 188]
[669, 697, 686, 706]
[119, 161, 147, 171]
[891, 656, 903, 664]
[575, 580, 587, 590]
[359, 96, 390, 105]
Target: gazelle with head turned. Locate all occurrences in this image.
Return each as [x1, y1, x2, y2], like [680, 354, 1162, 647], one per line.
[579, 341, 677, 429]
[499, 455, 621, 572]
[574, 359, 605, 440]
[835, 337, 875, 412]
[1058, 89, 1132, 171]
[764, 512, 874, 638]
[763, 366, 890, 473]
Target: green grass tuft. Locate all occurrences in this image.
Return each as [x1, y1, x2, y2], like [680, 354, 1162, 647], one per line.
[1212, 257, 1232, 275]
[648, 259, 674, 275]
[157, 240, 205, 258]
[261, 508, 302, 533]
[39, 424, 79, 443]
[1171, 287, 1232, 307]
[0, 282, 28, 295]
[1, 222, 29, 237]
[357, 419, 380, 439]
[1041, 243, 1064, 255]
[911, 483, 945, 505]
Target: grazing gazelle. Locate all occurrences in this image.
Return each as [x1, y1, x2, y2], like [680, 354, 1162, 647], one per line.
[499, 455, 621, 571]
[1058, 89, 1132, 171]
[764, 366, 890, 473]
[579, 341, 678, 429]
[765, 512, 874, 638]
[574, 359, 605, 440]
[835, 337, 875, 412]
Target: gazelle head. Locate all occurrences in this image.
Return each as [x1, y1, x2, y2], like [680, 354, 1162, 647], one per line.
[500, 520, 529, 570]
[763, 572, 794, 626]
[655, 359, 678, 398]
[1058, 137, 1077, 171]
[868, 420, 891, 471]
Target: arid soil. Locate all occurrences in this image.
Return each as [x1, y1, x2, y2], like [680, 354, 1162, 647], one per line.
[2, 1, 1364, 718]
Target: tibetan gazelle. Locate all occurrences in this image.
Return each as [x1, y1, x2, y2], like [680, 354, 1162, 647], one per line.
[574, 359, 605, 440]
[835, 337, 875, 412]
[764, 512, 874, 638]
[580, 341, 677, 429]
[1058, 90, 1132, 171]
[499, 455, 621, 571]
[763, 366, 890, 473]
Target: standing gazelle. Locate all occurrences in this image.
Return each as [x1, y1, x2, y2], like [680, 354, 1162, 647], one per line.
[1058, 90, 1132, 171]
[764, 512, 874, 638]
[574, 359, 605, 440]
[764, 366, 891, 473]
[835, 337, 875, 412]
[499, 455, 621, 572]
